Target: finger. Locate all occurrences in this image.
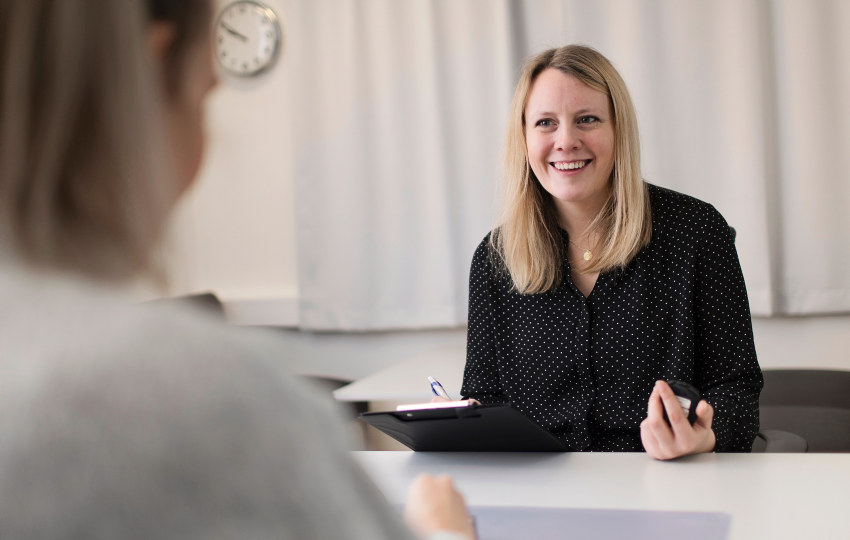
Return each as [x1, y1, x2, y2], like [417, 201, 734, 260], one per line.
[408, 473, 433, 493]
[644, 387, 676, 452]
[646, 384, 664, 418]
[656, 380, 691, 434]
[640, 419, 662, 457]
[435, 474, 454, 487]
[695, 399, 714, 430]
[641, 390, 664, 458]
[694, 401, 717, 452]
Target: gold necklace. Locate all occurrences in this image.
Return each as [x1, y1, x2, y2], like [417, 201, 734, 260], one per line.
[569, 239, 593, 262]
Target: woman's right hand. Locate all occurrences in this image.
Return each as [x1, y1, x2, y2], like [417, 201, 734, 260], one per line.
[404, 474, 476, 539]
[640, 380, 716, 460]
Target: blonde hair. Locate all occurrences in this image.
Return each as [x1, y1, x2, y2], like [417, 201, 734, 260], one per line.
[492, 45, 651, 294]
[0, 0, 174, 280]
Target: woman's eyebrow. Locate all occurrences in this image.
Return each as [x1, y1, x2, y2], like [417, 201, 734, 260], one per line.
[526, 109, 558, 117]
[527, 106, 605, 117]
[572, 108, 603, 116]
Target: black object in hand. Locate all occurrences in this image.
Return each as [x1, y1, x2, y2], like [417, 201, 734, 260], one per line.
[663, 380, 700, 426]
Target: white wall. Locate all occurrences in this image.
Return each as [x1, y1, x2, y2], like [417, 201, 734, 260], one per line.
[164, 0, 298, 303]
[750, 317, 850, 371]
[161, 0, 850, 377]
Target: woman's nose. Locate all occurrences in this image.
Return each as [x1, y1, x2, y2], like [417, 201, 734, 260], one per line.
[555, 125, 580, 151]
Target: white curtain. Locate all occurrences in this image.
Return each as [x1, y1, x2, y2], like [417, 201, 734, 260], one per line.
[288, 0, 850, 329]
[769, 0, 850, 313]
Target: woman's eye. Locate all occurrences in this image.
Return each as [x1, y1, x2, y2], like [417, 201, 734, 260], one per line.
[535, 119, 555, 127]
[578, 115, 599, 125]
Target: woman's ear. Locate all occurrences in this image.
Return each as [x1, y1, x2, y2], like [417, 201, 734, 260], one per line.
[146, 21, 176, 86]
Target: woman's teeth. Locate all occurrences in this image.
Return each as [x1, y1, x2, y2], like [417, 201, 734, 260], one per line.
[553, 160, 588, 171]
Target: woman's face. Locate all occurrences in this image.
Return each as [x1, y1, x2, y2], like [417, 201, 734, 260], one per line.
[153, 23, 218, 194]
[524, 68, 615, 217]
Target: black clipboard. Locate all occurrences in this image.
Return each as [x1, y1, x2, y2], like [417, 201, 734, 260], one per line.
[360, 403, 568, 451]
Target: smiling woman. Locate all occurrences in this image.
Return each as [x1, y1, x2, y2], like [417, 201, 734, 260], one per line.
[524, 69, 616, 235]
[461, 45, 763, 460]
[494, 46, 651, 296]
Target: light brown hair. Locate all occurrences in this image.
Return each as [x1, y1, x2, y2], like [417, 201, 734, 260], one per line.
[0, 0, 209, 280]
[492, 45, 652, 293]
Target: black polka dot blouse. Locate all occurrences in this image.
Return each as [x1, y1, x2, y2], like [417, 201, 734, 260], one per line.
[462, 183, 764, 452]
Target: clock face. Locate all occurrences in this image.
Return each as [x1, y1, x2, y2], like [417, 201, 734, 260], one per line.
[215, 1, 281, 76]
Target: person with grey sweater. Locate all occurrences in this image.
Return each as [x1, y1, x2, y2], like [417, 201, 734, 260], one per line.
[0, 1, 475, 539]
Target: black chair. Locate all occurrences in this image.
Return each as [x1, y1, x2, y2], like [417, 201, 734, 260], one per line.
[755, 369, 850, 453]
[751, 429, 808, 452]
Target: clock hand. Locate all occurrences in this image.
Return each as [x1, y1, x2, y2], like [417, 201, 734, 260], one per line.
[221, 22, 248, 42]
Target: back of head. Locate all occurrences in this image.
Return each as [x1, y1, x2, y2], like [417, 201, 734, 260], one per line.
[0, 0, 173, 280]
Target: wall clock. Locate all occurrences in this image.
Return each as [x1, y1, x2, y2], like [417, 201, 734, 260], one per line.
[215, 1, 282, 77]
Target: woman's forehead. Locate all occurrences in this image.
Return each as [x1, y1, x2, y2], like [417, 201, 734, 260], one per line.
[526, 69, 610, 116]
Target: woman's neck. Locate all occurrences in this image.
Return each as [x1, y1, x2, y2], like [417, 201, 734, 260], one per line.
[554, 199, 605, 242]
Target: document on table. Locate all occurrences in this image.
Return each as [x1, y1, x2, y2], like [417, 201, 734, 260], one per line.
[468, 505, 730, 540]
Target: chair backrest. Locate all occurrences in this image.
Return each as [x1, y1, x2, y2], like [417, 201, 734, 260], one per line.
[759, 369, 850, 452]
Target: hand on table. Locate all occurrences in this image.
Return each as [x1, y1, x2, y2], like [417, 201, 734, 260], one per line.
[404, 474, 477, 540]
[640, 380, 716, 460]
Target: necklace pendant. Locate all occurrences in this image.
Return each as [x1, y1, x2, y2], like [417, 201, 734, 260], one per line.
[583, 250, 593, 262]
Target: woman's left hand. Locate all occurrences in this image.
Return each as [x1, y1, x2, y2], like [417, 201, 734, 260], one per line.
[640, 380, 716, 460]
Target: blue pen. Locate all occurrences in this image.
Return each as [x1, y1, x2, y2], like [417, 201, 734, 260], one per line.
[427, 376, 452, 400]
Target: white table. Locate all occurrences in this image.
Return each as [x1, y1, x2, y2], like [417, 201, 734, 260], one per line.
[333, 343, 466, 403]
[355, 451, 850, 540]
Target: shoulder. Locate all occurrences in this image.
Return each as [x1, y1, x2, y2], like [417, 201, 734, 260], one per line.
[473, 231, 493, 257]
[0, 271, 344, 450]
[647, 183, 732, 244]
[468, 231, 519, 296]
[647, 183, 724, 223]
[469, 231, 510, 280]
[0, 271, 295, 397]
[470, 231, 496, 270]
[0, 273, 401, 539]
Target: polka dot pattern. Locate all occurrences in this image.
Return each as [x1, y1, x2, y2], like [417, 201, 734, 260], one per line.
[461, 184, 764, 452]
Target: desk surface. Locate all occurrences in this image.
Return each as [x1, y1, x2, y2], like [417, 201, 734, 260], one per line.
[355, 451, 850, 540]
[334, 343, 466, 402]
